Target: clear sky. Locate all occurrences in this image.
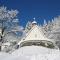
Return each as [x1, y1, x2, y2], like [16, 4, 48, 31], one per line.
[0, 0, 60, 27]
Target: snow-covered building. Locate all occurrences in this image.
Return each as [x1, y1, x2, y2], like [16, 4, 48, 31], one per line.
[18, 21, 57, 49]
[2, 42, 10, 50]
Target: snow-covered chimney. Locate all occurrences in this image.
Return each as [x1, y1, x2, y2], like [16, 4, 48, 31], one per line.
[32, 18, 37, 27]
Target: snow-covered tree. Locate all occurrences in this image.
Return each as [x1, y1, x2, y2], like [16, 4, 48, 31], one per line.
[25, 21, 32, 33]
[0, 6, 19, 51]
[49, 16, 60, 49]
[42, 20, 48, 36]
[42, 16, 60, 49]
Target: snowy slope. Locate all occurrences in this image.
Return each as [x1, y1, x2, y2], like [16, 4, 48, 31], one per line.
[0, 52, 12, 60]
[0, 46, 60, 60]
[12, 46, 60, 60]
[0, 52, 29, 60]
[12, 46, 60, 55]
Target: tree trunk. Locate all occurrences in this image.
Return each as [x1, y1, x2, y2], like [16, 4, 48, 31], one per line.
[0, 36, 3, 51]
[0, 46, 1, 51]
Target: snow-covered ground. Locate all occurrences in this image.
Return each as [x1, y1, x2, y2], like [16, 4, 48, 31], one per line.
[0, 46, 60, 60]
[0, 52, 29, 60]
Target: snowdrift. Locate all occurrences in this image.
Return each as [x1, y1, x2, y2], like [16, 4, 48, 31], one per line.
[12, 46, 60, 60]
[0, 52, 29, 60]
[0, 46, 60, 60]
[12, 46, 58, 56]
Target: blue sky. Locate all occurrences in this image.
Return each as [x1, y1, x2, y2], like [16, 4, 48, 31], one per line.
[0, 0, 60, 27]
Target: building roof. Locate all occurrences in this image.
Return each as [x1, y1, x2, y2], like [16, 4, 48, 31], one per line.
[18, 24, 54, 45]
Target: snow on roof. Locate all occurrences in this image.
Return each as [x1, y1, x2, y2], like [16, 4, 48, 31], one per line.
[32, 20, 37, 24]
[18, 25, 54, 45]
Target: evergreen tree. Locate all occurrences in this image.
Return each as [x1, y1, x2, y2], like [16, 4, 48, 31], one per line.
[25, 21, 32, 33]
[42, 16, 60, 49]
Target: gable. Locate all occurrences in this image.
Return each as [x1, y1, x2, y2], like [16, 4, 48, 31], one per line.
[23, 25, 48, 41]
[18, 25, 55, 45]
